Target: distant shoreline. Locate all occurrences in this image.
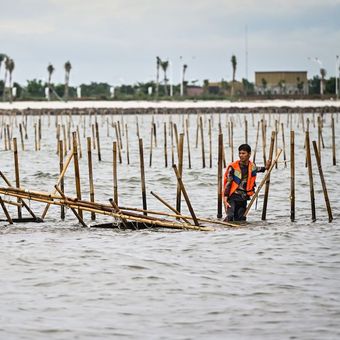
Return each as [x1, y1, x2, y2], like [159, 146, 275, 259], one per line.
[0, 100, 339, 114]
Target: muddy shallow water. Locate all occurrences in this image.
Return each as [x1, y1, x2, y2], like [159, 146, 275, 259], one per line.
[0, 112, 339, 339]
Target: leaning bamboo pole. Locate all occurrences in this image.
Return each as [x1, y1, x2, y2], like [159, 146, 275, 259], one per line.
[312, 141, 333, 222]
[244, 149, 282, 217]
[305, 131, 316, 221]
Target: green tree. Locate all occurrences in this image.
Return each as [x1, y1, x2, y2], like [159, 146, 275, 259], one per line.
[156, 56, 161, 97]
[26, 79, 45, 97]
[64, 61, 72, 101]
[320, 68, 326, 95]
[7, 58, 15, 102]
[231, 55, 237, 96]
[160, 60, 169, 96]
[47, 63, 55, 100]
[181, 64, 187, 96]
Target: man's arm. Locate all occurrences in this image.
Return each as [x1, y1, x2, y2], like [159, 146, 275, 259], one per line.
[256, 160, 271, 173]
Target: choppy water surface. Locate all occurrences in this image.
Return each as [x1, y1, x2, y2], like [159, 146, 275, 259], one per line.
[0, 112, 339, 339]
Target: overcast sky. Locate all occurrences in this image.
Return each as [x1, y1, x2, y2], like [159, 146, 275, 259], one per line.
[1, 0, 339, 86]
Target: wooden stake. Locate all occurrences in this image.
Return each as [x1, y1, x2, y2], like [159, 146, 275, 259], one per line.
[185, 118, 191, 169]
[150, 191, 191, 225]
[305, 131, 316, 221]
[59, 140, 65, 220]
[290, 130, 295, 222]
[217, 133, 223, 218]
[87, 137, 95, 220]
[164, 122, 168, 167]
[176, 133, 184, 217]
[13, 138, 22, 219]
[331, 116, 336, 165]
[113, 141, 118, 205]
[261, 131, 275, 220]
[200, 116, 206, 168]
[72, 132, 82, 218]
[173, 164, 199, 226]
[139, 138, 147, 215]
[125, 123, 130, 165]
[244, 149, 282, 217]
[95, 121, 101, 161]
[312, 141, 333, 222]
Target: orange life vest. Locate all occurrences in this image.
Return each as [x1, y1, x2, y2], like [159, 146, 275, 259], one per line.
[223, 160, 257, 198]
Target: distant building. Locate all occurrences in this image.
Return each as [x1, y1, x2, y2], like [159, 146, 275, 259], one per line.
[255, 71, 308, 95]
[186, 85, 204, 97]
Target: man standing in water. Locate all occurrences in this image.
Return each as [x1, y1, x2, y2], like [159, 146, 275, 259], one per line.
[223, 144, 271, 222]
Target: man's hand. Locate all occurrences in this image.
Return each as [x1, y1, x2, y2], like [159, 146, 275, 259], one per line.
[223, 197, 231, 209]
[265, 159, 272, 170]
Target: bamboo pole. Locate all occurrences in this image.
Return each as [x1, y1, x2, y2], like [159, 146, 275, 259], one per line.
[312, 141, 333, 222]
[19, 123, 24, 151]
[331, 116, 336, 166]
[305, 131, 316, 221]
[109, 198, 130, 229]
[95, 121, 101, 161]
[209, 119, 212, 168]
[164, 122, 168, 167]
[261, 131, 275, 220]
[76, 126, 82, 159]
[125, 123, 130, 165]
[281, 122, 287, 167]
[87, 137, 95, 220]
[170, 121, 174, 166]
[149, 123, 154, 167]
[173, 164, 199, 226]
[261, 119, 267, 164]
[114, 122, 122, 164]
[244, 149, 282, 217]
[139, 138, 147, 215]
[244, 117, 248, 144]
[55, 185, 87, 227]
[230, 121, 234, 162]
[113, 141, 118, 205]
[290, 130, 295, 222]
[13, 138, 22, 219]
[117, 120, 123, 150]
[176, 133, 184, 217]
[0, 196, 13, 224]
[150, 191, 191, 225]
[200, 116, 206, 168]
[58, 140, 65, 220]
[217, 133, 223, 218]
[0, 171, 38, 220]
[185, 118, 191, 169]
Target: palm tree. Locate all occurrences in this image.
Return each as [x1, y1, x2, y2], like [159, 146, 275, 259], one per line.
[160, 60, 169, 96]
[2, 56, 9, 101]
[64, 61, 72, 101]
[156, 56, 161, 97]
[7, 58, 15, 103]
[320, 68, 326, 95]
[181, 64, 188, 96]
[47, 63, 55, 101]
[0, 54, 7, 75]
[231, 55, 237, 96]
[0, 54, 7, 99]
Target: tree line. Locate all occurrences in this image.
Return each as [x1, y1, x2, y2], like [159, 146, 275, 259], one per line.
[0, 53, 338, 101]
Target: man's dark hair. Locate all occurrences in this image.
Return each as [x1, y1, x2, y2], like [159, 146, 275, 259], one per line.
[238, 144, 251, 153]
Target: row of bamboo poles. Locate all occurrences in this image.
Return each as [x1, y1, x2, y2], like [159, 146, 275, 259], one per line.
[0, 111, 338, 168]
[0, 110, 338, 228]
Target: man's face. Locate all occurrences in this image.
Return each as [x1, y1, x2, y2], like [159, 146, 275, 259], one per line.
[239, 150, 251, 163]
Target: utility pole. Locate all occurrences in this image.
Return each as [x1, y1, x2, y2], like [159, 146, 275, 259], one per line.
[336, 55, 339, 100]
